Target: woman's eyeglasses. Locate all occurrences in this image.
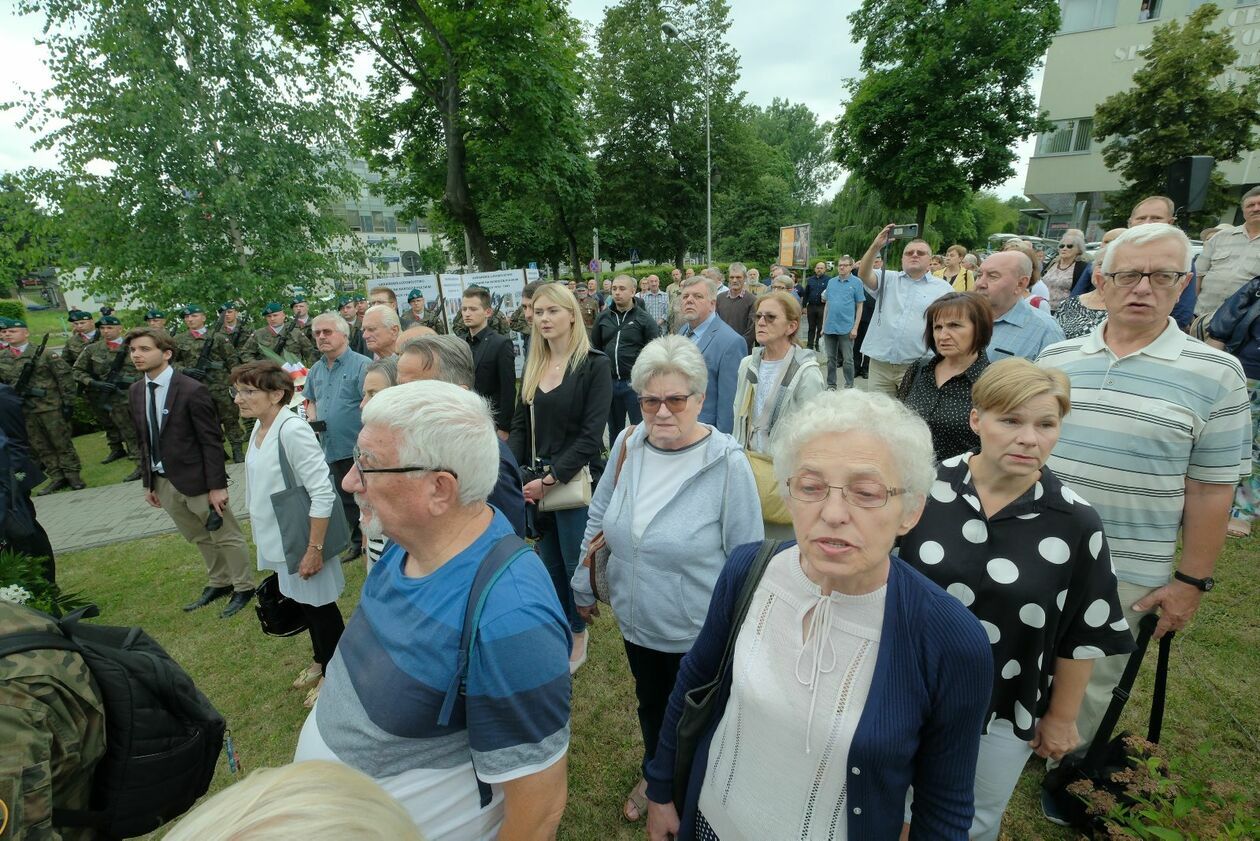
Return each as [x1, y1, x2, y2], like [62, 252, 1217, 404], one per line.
[754, 312, 780, 323]
[638, 393, 694, 414]
[228, 386, 260, 399]
[786, 476, 907, 508]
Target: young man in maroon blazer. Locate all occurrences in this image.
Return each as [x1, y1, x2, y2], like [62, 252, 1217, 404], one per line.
[126, 328, 255, 617]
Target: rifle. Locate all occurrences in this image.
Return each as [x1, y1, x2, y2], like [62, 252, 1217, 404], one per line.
[89, 345, 137, 402]
[13, 333, 50, 399]
[273, 319, 295, 358]
[184, 314, 225, 382]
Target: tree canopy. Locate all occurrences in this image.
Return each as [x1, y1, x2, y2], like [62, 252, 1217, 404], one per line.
[11, 0, 361, 310]
[834, 0, 1059, 231]
[1092, 3, 1260, 230]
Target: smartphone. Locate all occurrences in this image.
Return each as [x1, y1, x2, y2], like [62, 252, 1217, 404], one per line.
[206, 510, 224, 532]
[891, 224, 920, 239]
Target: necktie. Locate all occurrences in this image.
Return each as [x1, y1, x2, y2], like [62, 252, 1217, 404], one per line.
[147, 381, 163, 468]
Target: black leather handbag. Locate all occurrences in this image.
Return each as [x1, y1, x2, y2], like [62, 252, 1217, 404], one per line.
[253, 573, 308, 638]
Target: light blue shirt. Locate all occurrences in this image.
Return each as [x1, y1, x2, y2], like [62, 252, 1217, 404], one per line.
[822, 275, 866, 335]
[987, 298, 1066, 362]
[680, 310, 720, 344]
[860, 271, 954, 364]
[304, 348, 371, 462]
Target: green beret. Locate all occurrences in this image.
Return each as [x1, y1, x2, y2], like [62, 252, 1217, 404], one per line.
[218, 301, 237, 313]
[262, 302, 284, 315]
[0, 317, 12, 328]
[98, 315, 122, 326]
[290, 294, 306, 305]
[145, 309, 165, 320]
[68, 309, 93, 321]
[182, 305, 205, 316]
[407, 289, 424, 302]
[6, 318, 28, 329]
[352, 293, 366, 302]
[337, 295, 353, 307]
[99, 306, 114, 316]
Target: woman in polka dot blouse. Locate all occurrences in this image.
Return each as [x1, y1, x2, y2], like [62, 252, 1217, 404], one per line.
[897, 358, 1135, 841]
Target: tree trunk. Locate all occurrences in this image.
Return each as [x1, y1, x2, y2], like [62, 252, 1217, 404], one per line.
[554, 198, 582, 281]
[440, 78, 495, 271]
[916, 203, 928, 235]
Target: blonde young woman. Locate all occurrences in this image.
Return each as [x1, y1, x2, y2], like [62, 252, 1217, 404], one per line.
[733, 291, 825, 538]
[508, 282, 613, 673]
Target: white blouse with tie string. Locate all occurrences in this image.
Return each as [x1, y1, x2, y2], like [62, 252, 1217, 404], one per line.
[696, 545, 884, 840]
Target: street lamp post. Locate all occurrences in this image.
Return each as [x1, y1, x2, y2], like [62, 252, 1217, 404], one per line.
[662, 21, 711, 267]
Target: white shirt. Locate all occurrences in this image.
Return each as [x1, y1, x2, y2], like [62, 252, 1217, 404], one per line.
[144, 365, 174, 473]
[631, 436, 709, 539]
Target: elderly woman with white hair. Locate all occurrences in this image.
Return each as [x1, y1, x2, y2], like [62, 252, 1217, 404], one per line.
[1041, 229, 1092, 312]
[571, 335, 763, 823]
[644, 390, 992, 841]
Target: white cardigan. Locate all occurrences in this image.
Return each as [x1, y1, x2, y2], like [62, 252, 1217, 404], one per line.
[246, 413, 338, 565]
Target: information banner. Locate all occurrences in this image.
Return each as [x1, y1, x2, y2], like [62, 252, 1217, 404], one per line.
[778, 224, 812, 268]
[371, 274, 440, 313]
[441, 269, 534, 376]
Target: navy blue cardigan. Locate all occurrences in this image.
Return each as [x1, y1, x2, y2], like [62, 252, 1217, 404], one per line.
[644, 541, 993, 839]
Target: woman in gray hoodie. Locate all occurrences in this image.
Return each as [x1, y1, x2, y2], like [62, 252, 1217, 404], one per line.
[572, 335, 764, 825]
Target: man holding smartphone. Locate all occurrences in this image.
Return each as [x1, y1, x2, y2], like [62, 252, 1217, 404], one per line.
[126, 327, 254, 617]
[856, 224, 954, 397]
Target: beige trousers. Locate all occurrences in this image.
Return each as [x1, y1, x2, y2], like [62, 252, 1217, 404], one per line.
[154, 476, 253, 592]
[867, 359, 911, 398]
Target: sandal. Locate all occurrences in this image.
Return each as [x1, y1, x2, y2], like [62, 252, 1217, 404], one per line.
[303, 679, 323, 709]
[622, 778, 648, 823]
[1227, 519, 1251, 539]
[569, 630, 588, 675]
[293, 663, 323, 689]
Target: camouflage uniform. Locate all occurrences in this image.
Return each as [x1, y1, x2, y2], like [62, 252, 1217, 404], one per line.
[173, 329, 244, 446]
[577, 295, 599, 335]
[62, 330, 124, 454]
[71, 340, 142, 464]
[452, 310, 510, 340]
[0, 345, 83, 485]
[400, 307, 447, 334]
[241, 322, 314, 366]
[0, 602, 106, 841]
[508, 305, 530, 336]
[220, 322, 250, 354]
[667, 283, 684, 333]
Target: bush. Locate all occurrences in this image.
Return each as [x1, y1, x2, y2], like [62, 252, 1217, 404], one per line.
[0, 548, 88, 617]
[0, 298, 25, 321]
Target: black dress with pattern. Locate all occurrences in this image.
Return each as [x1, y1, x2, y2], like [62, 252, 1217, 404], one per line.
[897, 355, 990, 462]
[897, 452, 1136, 740]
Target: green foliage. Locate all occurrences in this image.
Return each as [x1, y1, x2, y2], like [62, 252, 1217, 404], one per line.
[714, 174, 796, 264]
[1092, 4, 1260, 230]
[745, 98, 837, 210]
[9, 0, 362, 314]
[1068, 738, 1260, 839]
[834, 0, 1059, 229]
[0, 173, 57, 297]
[0, 549, 88, 617]
[0, 299, 25, 321]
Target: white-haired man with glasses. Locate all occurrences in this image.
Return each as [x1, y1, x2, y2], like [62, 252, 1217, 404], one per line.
[1035, 222, 1250, 823]
[295, 380, 572, 839]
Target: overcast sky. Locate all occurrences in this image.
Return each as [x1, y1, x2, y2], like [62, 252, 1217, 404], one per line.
[0, 0, 1037, 200]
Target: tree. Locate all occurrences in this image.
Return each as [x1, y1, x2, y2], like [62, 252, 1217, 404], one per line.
[833, 0, 1059, 231]
[746, 98, 837, 209]
[590, 0, 749, 267]
[714, 173, 795, 263]
[1092, 3, 1260, 230]
[0, 172, 57, 298]
[270, 0, 590, 272]
[10, 0, 361, 310]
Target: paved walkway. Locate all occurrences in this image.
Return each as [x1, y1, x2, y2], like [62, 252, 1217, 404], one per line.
[33, 463, 251, 554]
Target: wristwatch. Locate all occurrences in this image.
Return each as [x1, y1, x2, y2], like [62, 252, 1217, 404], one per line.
[1173, 570, 1214, 591]
[308, 542, 324, 552]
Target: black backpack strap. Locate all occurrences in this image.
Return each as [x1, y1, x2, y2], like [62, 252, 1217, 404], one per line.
[0, 630, 80, 659]
[1082, 613, 1160, 770]
[437, 533, 530, 808]
[1147, 628, 1174, 744]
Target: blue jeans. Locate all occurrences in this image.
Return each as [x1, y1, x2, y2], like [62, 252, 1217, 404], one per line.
[608, 378, 643, 443]
[824, 333, 856, 388]
[537, 505, 589, 634]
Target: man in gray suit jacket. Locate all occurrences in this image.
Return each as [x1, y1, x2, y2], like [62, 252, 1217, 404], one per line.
[676, 276, 746, 434]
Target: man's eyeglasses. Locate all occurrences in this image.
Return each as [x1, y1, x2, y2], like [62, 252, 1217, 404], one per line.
[351, 446, 458, 482]
[786, 476, 908, 508]
[1102, 270, 1186, 288]
[638, 393, 694, 414]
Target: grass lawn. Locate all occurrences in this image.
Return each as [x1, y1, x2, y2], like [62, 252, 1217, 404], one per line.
[55, 528, 1257, 840]
[13, 302, 71, 347]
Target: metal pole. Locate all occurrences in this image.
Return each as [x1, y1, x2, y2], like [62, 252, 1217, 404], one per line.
[704, 80, 711, 267]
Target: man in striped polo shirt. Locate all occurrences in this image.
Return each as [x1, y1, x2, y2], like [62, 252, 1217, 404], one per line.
[295, 380, 571, 839]
[1036, 223, 1249, 780]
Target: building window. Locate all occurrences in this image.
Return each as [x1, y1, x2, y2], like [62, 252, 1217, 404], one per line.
[1138, 0, 1160, 20]
[384, 216, 397, 233]
[1035, 117, 1094, 156]
[1059, 0, 1117, 33]
[360, 214, 374, 232]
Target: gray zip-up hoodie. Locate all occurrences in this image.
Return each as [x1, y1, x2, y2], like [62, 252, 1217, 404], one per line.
[571, 424, 764, 653]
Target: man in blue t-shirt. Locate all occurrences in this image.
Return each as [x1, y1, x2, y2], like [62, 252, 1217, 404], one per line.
[821, 255, 866, 388]
[295, 380, 569, 838]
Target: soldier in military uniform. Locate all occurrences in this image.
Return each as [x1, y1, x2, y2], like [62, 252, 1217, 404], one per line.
[174, 305, 245, 463]
[71, 316, 143, 481]
[399, 288, 447, 334]
[63, 310, 132, 464]
[241, 301, 314, 365]
[61, 310, 98, 366]
[144, 308, 170, 334]
[338, 296, 368, 355]
[575, 284, 599, 336]
[218, 301, 249, 354]
[290, 294, 314, 346]
[0, 315, 10, 350]
[0, 602, 107, 840]
[0, 319, 86, 494]
[452, 286, 510, 340]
